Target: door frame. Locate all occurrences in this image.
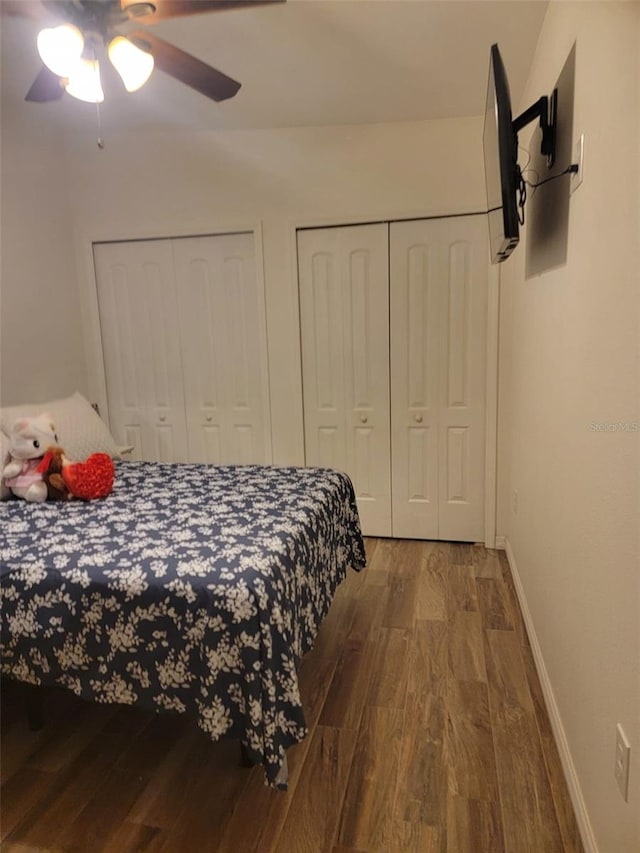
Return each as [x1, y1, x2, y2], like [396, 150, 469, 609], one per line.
[73, 218, 273, 462]
[291, 212, 499, 548]
[484, 261, 500, 549]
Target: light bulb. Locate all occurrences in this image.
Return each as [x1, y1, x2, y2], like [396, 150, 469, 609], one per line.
[64, 59, 104, 103]
[37, 24, 84, 78]
[108, 36, 154, 92]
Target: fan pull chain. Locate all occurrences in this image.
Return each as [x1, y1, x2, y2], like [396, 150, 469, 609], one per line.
[96, 98, 105, 150]
[89, 39, 105, 150]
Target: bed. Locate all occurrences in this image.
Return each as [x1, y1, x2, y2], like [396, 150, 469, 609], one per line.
[0, 457, 366, 787]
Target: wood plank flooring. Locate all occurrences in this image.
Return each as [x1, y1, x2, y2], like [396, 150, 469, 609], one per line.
[0, 540, 584, 852]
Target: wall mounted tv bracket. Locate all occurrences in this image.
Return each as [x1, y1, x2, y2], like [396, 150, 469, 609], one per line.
[513, 89, 558, 168]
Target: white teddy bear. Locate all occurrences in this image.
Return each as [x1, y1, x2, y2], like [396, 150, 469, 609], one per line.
[2, 414, 58, 502]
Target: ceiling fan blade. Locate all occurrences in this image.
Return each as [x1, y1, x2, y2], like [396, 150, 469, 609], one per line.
[129, 30, 241, 101]
[25, 65, 65, 102]
[123, 0, 284, 25]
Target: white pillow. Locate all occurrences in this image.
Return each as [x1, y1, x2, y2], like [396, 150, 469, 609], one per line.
[0, 430, 10, 499]
[0, 392, 121, 462]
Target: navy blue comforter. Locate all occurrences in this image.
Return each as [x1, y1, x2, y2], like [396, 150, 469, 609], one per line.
[0, 461, 366, 786]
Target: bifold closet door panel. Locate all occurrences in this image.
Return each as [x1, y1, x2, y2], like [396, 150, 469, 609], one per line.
[390, 216, 488, 543]
[172, 234, 271, 465]
[437, 216, 488, 542]
[94, 240, 189, 462]
[297, 223, 392, 536]
[389, 221, 440, 540]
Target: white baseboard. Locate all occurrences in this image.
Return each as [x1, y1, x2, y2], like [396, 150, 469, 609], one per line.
[503, 538, 598, 853]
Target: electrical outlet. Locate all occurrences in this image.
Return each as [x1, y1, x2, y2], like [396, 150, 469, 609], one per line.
[615, 724, 631, 801]
[570, 133, 584, 194]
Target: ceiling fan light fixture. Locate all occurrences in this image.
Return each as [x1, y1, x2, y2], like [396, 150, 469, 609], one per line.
[37, 23, 84, 78]
[64, 58, 104, 103]
[108, 36, 154, 92]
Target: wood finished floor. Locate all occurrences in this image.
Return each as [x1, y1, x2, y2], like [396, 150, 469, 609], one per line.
[0, 540, 584, 853]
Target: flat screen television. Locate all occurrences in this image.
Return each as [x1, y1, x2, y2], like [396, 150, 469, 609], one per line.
[483, 44, 557, 265]
[483, 44, 520, 264]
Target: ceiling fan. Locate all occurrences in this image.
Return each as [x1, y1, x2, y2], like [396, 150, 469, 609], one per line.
[3, 0, 284, 105]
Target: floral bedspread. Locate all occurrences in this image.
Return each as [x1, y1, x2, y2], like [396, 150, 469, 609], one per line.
[0, 461, 366, 786]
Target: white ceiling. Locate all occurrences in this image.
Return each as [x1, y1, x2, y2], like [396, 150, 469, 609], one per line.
[0, 0, 548, 134]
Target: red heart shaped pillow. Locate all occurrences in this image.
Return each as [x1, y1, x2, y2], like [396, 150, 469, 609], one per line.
[62, 453, 114, 500]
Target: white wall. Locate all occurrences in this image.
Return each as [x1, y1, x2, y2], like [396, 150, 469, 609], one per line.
[0, 112, 88, 406]
[498, 3, 640, 851]
[62, 116, 484, 464]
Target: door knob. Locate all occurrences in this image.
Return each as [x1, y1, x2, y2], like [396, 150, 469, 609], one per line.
[415, 414, 423, 423]
[159, 415, 167, 423]
[206, 416, 213, 423]
[360, 415, 368, 424]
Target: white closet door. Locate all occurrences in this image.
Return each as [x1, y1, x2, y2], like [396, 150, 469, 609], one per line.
[94, 240, 189, 462]
[388, 222, 440, 539]
[172, 234, 271, 465]
[390, 216, 488, 542]
[297, 224, 392, 536]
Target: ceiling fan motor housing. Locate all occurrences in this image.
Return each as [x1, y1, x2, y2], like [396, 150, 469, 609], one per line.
[121, 2, 157, 18]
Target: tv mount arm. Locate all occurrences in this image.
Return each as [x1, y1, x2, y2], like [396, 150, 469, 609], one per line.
[513, 89, 558, 168]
